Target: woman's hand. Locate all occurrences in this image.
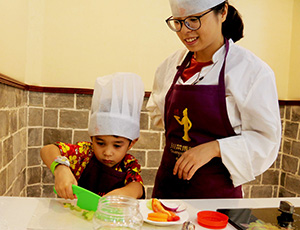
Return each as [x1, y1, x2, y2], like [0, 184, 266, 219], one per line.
[54, 165, 78, 199]
[173, 140, 221, 180]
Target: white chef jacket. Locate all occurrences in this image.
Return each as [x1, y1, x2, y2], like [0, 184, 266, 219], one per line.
[146, 39, 281, 187]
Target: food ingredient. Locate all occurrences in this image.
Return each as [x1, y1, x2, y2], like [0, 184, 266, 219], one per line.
[146, 199, 153, 211]
[63, 203, 95, 221]
[147, 199, 180, 222]
[82, 210, 95, 221]
[248, 220, 286, 230]
[147, 212, 169, 222]
[160, 200, 186, 213]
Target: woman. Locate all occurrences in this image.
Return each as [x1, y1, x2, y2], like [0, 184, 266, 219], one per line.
[147, 0, 281, 198]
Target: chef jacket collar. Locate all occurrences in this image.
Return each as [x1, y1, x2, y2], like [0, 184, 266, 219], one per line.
[211, 39, 233, 64]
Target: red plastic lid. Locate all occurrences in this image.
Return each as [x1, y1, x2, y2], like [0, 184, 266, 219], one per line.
[197, 211, 229, 229]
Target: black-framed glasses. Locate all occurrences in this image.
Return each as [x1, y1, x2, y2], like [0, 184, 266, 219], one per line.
[166, 8, 214, 32]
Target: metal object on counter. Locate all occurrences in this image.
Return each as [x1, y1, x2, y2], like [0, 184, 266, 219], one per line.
[182, 221, 195, 230]
[279, 201, 295, 214]
[277, 201, 295, 228]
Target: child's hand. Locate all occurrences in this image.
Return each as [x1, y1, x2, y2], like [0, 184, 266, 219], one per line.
[103, 182, 144, 199]
[54, 165, 78, 200]
[103, 188, 122, 197]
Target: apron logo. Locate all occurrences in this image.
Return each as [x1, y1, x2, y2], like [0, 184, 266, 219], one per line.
[170, 142, 191, 159]
[174, 108, 192, 142]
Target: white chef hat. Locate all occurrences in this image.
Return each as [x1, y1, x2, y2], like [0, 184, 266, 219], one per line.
[88, 72, 145, 141]
[169, 0, 225, 17]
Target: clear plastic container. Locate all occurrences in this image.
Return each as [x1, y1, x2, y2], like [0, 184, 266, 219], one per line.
[93, 196, 143, 230]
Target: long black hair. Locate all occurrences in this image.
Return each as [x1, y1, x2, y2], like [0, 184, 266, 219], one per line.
[214, 1, 244, 42]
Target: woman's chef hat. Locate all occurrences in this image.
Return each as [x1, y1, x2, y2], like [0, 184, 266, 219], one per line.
[88, 72, 144, 140]
[169, 0, 225, 17]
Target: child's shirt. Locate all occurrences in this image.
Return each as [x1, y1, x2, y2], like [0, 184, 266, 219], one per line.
[54, 141, 144, 189]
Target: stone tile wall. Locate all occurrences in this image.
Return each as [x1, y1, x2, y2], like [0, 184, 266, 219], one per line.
[278, 105, 300, 197]
[242, 105, 300, 198]
[1, 80, 300, 199]
[0, 83, 27, 196]
[26, 91, 164, 198]
[27, 92, 92, 197]
[25, 90, 300, 199]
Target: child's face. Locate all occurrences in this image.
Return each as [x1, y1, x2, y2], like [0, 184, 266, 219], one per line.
[92, 135, 134, 167]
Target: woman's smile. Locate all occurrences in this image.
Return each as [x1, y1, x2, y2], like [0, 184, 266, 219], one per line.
[185, 37, 199, 45]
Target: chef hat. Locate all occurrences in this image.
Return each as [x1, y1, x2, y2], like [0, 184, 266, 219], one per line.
[169, 0, 225, 17]
[88, 72, 145, 140]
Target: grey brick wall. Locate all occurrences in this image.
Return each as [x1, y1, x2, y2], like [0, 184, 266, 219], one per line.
[278, 106, 300, 197]
[0, 83, 27, 196]
[1, 81, 300, 199]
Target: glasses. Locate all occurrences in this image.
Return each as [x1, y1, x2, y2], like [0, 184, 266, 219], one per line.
[166, 8, 214, 32]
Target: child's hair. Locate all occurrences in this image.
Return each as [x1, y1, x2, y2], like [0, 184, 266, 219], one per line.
[92, 135, 132, 146]
[213, 1, 244, 42]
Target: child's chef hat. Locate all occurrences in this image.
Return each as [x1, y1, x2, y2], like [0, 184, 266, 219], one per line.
[88, 72, 144, 140]
[169, 0, 225, 17]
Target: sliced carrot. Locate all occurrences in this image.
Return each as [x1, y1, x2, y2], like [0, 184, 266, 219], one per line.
[148, 212, 169, 219]
[147, 212, 168, 222]
[147, 217, 168, 222]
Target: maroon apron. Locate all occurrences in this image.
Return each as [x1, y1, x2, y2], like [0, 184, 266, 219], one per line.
[78, 155, 126, 196]
[152, 39, 242, 199]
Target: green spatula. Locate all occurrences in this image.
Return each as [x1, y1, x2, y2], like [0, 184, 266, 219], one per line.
[54, 184, 101, 211]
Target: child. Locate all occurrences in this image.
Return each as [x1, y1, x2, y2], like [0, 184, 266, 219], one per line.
[40, 72, 145, 199]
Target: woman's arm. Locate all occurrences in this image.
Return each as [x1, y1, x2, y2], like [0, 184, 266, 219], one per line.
[219, 71, 281, 187]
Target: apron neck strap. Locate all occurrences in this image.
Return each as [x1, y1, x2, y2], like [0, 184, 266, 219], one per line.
[172, 51, 193, 84]
[219, 38, 229, 87]
[172, 38, 229, 85]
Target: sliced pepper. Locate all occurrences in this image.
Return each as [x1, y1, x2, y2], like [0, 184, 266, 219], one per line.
[151, 198, 180, 221]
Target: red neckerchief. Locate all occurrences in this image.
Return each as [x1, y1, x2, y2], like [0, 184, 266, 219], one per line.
[181, 56, 213, 82]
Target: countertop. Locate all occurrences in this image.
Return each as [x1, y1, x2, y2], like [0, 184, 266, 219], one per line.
[1, 196, 300, 230]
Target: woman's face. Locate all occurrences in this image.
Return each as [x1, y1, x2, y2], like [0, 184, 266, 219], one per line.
[175, 5, 228, 62]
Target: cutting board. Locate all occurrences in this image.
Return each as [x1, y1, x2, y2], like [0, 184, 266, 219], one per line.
[27, 199, 93, 230]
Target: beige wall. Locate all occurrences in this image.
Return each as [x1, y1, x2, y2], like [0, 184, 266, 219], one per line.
[231, 0, 294, 99]
[0, 0, 28, 83]
[0, 0, 299, 98]
[289, 0, 300, 99]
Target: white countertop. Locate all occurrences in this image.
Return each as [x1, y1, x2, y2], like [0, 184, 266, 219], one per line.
[1, 196, 300, 230]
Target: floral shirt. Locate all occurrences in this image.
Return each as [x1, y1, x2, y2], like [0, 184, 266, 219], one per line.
[54, 141, 143, 187]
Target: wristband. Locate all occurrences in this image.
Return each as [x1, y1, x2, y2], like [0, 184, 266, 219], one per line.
[50, 156, 70, 175]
